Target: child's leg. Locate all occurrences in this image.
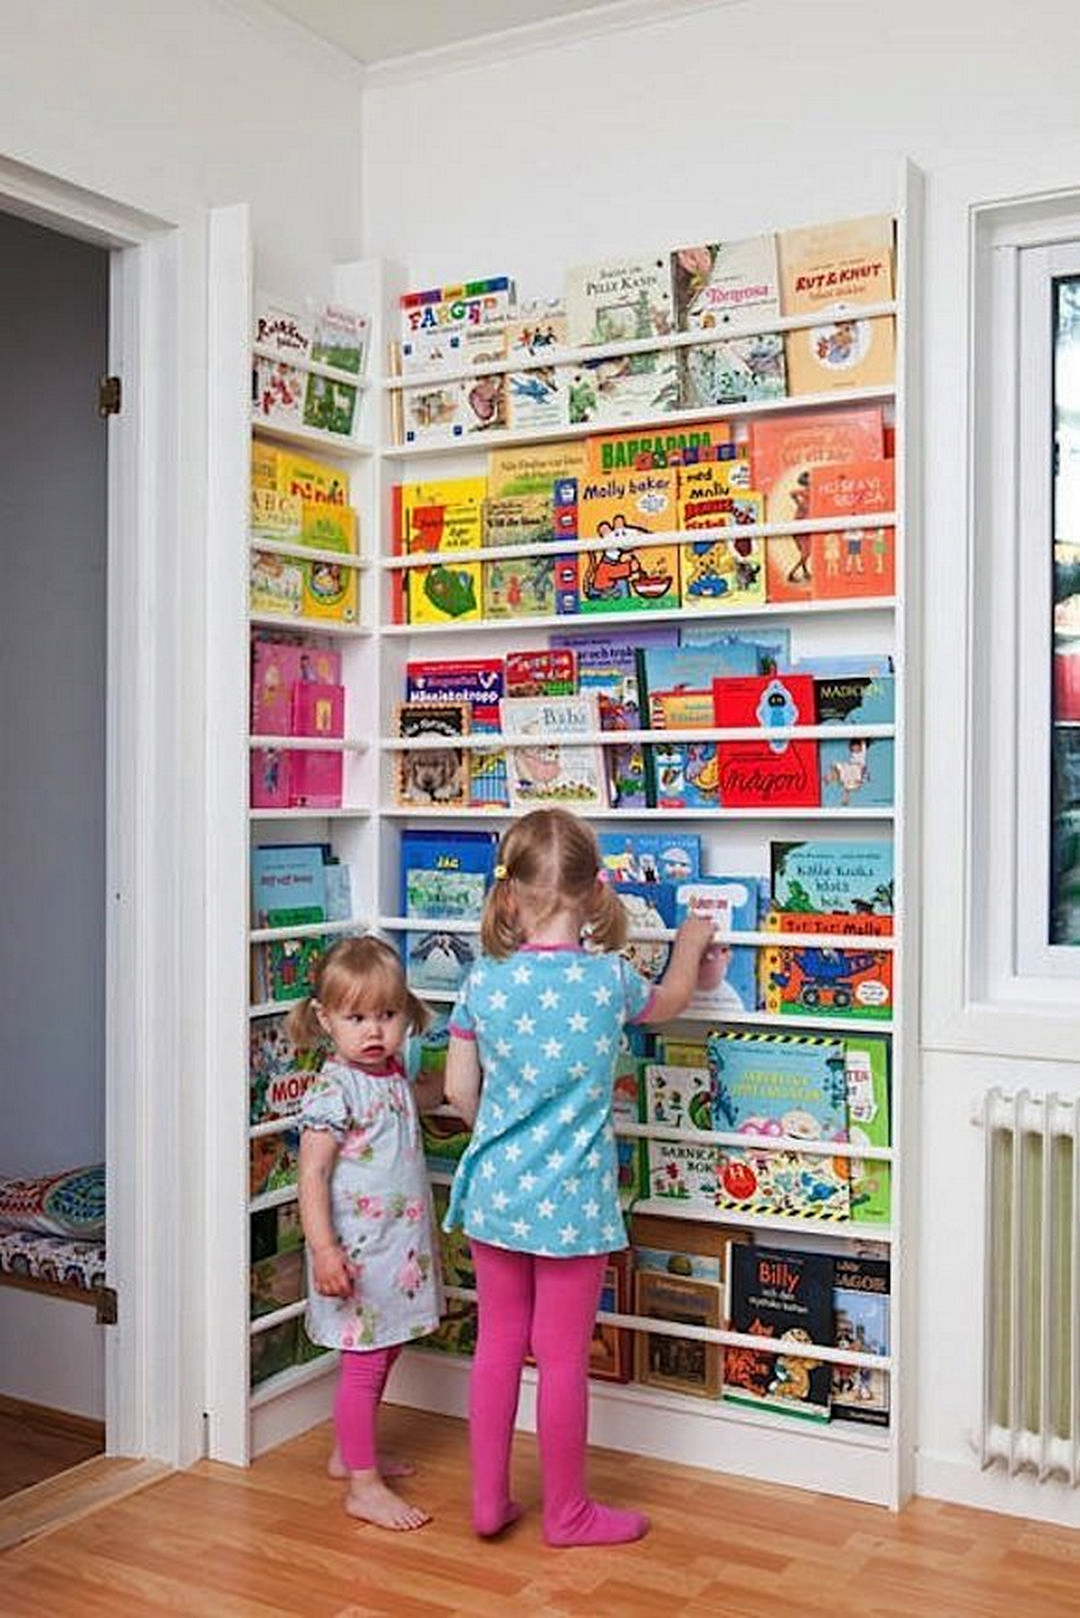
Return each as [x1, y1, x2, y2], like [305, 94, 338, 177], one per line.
[469, 1240, 533, 1536]
[335, 1347, 429, 1531]
[328, 1345, 414, 1478]
[532, 1254, 649, 1547]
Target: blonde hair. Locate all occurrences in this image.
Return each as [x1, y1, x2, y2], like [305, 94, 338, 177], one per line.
[285, 935, 429, 1050]
[480, 807, 627, 959]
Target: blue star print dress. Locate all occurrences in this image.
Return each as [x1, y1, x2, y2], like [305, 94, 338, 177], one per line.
[443, 945, 653, 1256]
[299, 1056, 443, 1352]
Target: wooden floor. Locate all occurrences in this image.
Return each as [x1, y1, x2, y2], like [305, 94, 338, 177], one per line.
[1, 1409, 1079, 1615]
[0, 1406, 103, 1502]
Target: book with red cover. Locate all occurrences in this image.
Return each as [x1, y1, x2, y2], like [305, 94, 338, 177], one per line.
[504, 648, 577, 697]
[806, 457, 896, 600]
[713, 674, 819, 808]
[749, 408, 885, 526]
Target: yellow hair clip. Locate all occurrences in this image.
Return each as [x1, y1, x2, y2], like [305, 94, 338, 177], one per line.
[493, 863, 508, 881]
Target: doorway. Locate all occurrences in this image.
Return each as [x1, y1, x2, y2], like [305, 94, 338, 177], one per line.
[0, 208, 109, 1499]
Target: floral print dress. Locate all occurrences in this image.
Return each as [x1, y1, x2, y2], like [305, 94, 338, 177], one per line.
[300, 1056, 443, 1351]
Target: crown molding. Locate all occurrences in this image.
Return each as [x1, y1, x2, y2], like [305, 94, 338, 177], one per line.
[364, 0, 745, 90]
[210, 0, 368, 86]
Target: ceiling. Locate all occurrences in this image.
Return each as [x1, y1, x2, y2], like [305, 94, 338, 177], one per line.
[256, 0, 618, 66]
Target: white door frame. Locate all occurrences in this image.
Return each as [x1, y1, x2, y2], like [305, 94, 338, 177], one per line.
[0, 157, 187, 1464]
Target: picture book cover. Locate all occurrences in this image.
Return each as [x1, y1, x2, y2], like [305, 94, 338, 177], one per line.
[250, 487, 303, 545]
[585, 420, 733, 475]
[760, 939, 893, 1022]
[634, 1269, 722, 1399]
[566, 351, 680, 428]
[500, 693, 609, 810]
[565, 253, 674, 347]
[401, 828, 497, 919]
[778, 214, 895, 395]
[251, 639, 327, 735]
[462, 369, 508, 436]
[706, 1029, 851, 1220]
[302, 372, 359, 439]
[399, 276, 514, 374]
[250, 1246, 305, 1321]
[399, 377, 467, 446]
[820, 736, 894, 810]
[252, 355, 305, 430]
[299, 508, 359, 621]
[311, 301, 369, 376]
[289, 747, 344, 811]
[290, 681, 344, 740]
[482, 552, 557, 618]
[724, 1245, 835, 1420]
[677, 466, 765, 610]
[630, 1211, 746, 1285]
[843, 1034, 891, 1223]
[672, 235, 781, 332]
[250, 746, 291, 812]
[273, 448, 350, 508]
[396, 702, 470, 809]
[613, 1048, 644, 1208]
[397, 476, 485, 625]
[770, 840, 894, 917]
[619, 881, 676, 985]
[832, 1254, 891, 1425]
[645, 1138, 720, 1212]
[644, 1061, 712, 1133]
[407, 929, 480, 996]
[253, 934, 327, 1003]
[253, 295, 312, 361]
[504, 648, 577, 697]
[713, 674, 820, 809]
[486, 440, 590, 498]
[673, 875, 766, 1014]
[250, 1319, 299, 1385]
[572, 638, 648, 809]
[249, 1015, 324, 1125]
[577, 469, 680, 614]
[807, 457, 896, 599]
[251, 438, 279, 491]
[749, 408, 885, 526]
[483, 492, 560, 548]
[588, 1251, 634, 1383]
[641, 641, 761, 813]
[249, 1126, 300, 1199]
[406, 657, 508, 809]
[250, 551, 304, 619]
[250, 843, 327, 928]
[599, 831, 701, 885]
[504, 303, 570, 434]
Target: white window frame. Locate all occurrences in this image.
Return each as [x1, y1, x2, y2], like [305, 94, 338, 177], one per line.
[922, 147, 1080, 1062]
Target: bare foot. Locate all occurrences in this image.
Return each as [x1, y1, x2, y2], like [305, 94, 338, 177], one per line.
[328, 1447, 415, 1481]
[345, 1476, 430, 1532]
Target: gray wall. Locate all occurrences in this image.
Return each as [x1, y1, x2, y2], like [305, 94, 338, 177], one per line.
[0, 210, 108, 1174]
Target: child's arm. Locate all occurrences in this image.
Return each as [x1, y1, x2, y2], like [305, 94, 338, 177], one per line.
[444, 1035, 482, 1128]
[412, 1067, 445, 1114]
[298, 1130, 353, 1298]
[638, 914, 718, 1025]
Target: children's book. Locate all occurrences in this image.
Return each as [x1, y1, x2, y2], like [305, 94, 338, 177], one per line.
[807, 458, 895, 603]
[613, 1047, 644, 1208]
[398, 276, 514, 374]
[486, 441, 590, 498]
[749, 408, 885, 528]
[643, 1062, 719, 1213]
[250, 551, 304, 619]
[249, 1127, 300, 1200]
[252, 934, 327, 1003]
[567, 352, 680, 428]
[406, 659, 508, 809]
[640, 639, 765, 812]
[589, 1250, 633, 1382]
[302, 372, 359, 438]
[482, 553, 557, 618]
[770, 840, 894, 916]
[407, 929, 480, 996]
[401, 829, 497, 919]
[311, 301, 369, 376]
[249, 1015, 324, 1125]
[673, 876, 765, 1014]
[620, 881, 676, 985]
[599, 831, 701, 885]
[462, 369, 508, 436]
[395, 477, 485, 626]
[577, 469, 680, 614]
[250, 746, 291, 813]
[250, 1246, 305, 1321]
[252, 356, 305, 430]
[586, 420, 733, 475]
[500, 693, 608, 810]
[504, 648, 577, 697]
[672, 236, 785, 406]
[483, 493, 560, 548]
[253, 295, 312, 361]
[250, 1319, 299, 1385]
[504, 303, 570, 434]
[832, 1255, 891, 1425]
[251, 438, 279, 491]
[713, 674, 820, 809]
[778, 214, 895, 395]
[723, 1245, 835, 1420]
[844, 1034, 891, 1223]
[291, 681, 344, 740]
[631, 1211, 746, 1285]
[399, 378, 467, 446]
[815, 670, 895, 810]
[566, 637, 648, 809]
[565, 253, 674, 347]
[323, 862, 352, 924]
[634, 1270, 722, 1398]
[677, 463, 765, 610]
[250, 843, 328, 928]
[706, 1029, 851, 1220]
[760, 939, 894, 1022]
[251, 487, 303, 545]
[288, 681, 345, 809]
[298, 501, 360, 622]
[395, 702, 470, 809]
[272, 448, 350, 507]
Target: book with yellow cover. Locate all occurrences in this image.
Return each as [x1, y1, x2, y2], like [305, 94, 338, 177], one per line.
[486, 441, 589, 498]
[577, 468, 680, 614]
[251, 439, 280, 491]
[677, 463, 765, 609]
[273, 448, 350, 507]
[299, 501, 359, 621]
[778, 214, 895, 395]
[586, 419, 733, 475]
[397, 476, 485, 625]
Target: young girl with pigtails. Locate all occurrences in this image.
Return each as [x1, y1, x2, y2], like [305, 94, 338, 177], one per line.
[291, 935, 444, 1531]
[443, 807, 720, 1547]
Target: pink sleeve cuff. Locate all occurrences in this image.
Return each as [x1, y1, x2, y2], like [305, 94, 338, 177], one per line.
[627, 989, 657, 1025]
[448, 1023, 476, 1041]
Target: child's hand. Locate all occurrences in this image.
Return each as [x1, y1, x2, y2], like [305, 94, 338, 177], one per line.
[697, 942, 732, 991]
[312, 1243, 354, 1299]
[673, 914, 716, 963]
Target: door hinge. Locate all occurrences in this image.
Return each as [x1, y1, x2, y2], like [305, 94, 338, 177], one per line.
[94, 1285, 119, 1325]
[98, 375, 122, 417]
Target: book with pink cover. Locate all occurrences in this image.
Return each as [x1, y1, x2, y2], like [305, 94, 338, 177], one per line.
[288, 680, 345, 808]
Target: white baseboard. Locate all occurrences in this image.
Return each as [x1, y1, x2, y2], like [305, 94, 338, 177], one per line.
[915, 1450, 1080, 1529]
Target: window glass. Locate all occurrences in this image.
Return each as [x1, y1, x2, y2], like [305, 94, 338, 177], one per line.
[1052, 276, 1080, 944]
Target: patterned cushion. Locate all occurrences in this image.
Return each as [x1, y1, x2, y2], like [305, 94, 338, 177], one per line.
[0, 1164, 105, 1239]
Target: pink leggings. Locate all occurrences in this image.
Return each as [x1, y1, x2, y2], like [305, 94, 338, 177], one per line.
[469, 1241, 648, 1546]
[334, 1344, 401, 1472]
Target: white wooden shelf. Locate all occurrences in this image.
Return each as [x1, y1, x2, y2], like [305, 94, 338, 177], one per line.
[249, 807, 370, 822]
[380, 913, 896, 950]
[248, 612, 369, 638]
[249, 1298, 307, 1337]
[385, 384, 895, 461]
[253, 340, 369, 389]
[249, 1350, 338, 1410]
[248, 733, 366, 752]
[249, 1184, 299, 1214]
[383, 724, 896, 750]
[250, 538, 368, 569]
[249, 1113, 302, 1138]
[249, 916, 367, 945]
[615, 1120, 894, 1161]
[382, 597, 897, 639]
[630, 1197, 893, 1245]
[251, 417, 374, 456]
[379, 805, 895, 823]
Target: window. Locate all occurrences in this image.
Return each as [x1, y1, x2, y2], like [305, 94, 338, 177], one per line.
[1050, 278, 1080, 945]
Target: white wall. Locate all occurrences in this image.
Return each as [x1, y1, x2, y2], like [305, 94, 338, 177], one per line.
[361, 0, 1080, 1526]
[0, 0, 365, 1462]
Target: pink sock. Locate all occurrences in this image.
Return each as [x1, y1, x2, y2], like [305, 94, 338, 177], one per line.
[531, 1254, 649, 1548]
[469, 1242, 529, 1535]
[334, 1344, 398, 1472]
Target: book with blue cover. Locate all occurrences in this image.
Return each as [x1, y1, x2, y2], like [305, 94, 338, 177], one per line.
[620, 880, 677, 984]
[599, 831, 701, 884]
[250, 843, 328, 928]
[770, 841, 894, 916]
[401, 829, 498, 919]
[816, 672, 895, 810]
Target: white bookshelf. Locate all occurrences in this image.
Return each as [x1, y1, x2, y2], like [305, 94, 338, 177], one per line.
[221, 176, 921, 1504]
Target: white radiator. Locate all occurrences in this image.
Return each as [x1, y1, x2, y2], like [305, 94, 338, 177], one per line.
[979, 1087, 1080, 1484]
